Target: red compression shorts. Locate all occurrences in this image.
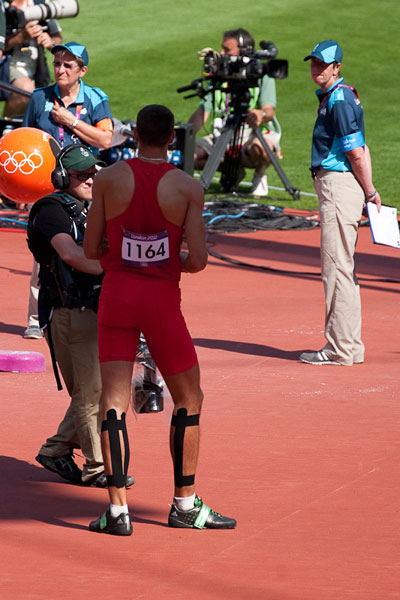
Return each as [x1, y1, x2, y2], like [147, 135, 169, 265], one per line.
[97, 271, 198, 376]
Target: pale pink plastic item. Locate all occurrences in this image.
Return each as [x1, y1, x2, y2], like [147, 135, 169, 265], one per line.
[0, 350, 46, 373]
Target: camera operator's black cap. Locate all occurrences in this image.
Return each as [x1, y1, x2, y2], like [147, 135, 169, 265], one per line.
[304, 40, 343, 63]
[51, 41, 89, 66]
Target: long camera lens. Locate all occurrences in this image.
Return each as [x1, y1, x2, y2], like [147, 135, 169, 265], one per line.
[22, 0, 79, 23]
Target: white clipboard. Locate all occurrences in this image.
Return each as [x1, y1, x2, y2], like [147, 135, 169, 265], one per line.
[366, 203, 400, 249]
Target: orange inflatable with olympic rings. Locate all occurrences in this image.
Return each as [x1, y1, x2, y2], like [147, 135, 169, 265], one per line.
[0, 127, 60, 203]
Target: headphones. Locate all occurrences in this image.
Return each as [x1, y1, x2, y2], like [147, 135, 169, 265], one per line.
[237, 34, 253, 55]
[51, 144, 91, 190]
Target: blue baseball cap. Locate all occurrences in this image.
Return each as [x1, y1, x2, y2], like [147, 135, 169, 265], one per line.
[51, 41, 89, 66]
[304, 40, 343, 64]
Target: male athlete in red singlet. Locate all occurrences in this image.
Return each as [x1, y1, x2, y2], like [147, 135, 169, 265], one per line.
[84, 104, 236, 535]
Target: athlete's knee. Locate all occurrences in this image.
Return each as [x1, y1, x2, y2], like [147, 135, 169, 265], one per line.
[100, 385, 131, 420]
[100, 397, 128, 421]
[173, 387, 203, 414]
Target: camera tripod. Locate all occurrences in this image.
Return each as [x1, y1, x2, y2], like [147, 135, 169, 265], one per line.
[199, 88, 300, 200]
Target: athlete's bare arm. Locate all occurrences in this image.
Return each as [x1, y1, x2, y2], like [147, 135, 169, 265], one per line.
[158, 170, 208, 273]
[84, 161, 134, 259]
[181, 180, 208, 273]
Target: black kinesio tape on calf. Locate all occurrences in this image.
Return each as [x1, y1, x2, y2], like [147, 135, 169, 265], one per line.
[171, 408, 200, 488]
[101, 409, 130, 488]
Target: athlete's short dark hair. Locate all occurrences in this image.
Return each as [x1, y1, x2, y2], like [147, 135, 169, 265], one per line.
[136, 104, 175, 147]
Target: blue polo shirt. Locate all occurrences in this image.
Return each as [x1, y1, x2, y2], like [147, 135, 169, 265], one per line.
[311, 77, 365, 171]
[22, 80, 113, 149]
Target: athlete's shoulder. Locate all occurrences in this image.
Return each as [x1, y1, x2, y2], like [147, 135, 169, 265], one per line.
[169, 170, 204, 209]
[165, 166, 202, 188]
[97, 160, 131, 184]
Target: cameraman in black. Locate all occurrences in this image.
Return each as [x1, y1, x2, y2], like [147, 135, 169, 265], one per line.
[28, 144, 133, 488]
[188, 28, 281, 197]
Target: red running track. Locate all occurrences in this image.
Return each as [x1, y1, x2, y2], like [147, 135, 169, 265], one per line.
[0, 224, 399, 599]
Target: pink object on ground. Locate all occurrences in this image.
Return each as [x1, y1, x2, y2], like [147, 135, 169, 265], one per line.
[0, 350, 46, 373]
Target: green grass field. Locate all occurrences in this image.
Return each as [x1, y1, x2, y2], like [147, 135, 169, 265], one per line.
[37, 0, 400, 210]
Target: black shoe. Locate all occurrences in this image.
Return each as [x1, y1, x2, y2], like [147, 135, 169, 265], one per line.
[84, 472, 135, 488]
[168, 495, 237, 529]
[35, 450, 82, 483]
[89, 506, 133, 536]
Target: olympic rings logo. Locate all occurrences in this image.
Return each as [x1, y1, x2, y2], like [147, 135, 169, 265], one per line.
[0, 150, 44, 175]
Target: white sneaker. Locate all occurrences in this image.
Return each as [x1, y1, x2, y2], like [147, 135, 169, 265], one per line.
[251, 173, 268, 197]
[23, 326, 43, 339]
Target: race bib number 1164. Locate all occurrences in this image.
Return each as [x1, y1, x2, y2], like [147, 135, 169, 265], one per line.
[122, 229, 170, 267]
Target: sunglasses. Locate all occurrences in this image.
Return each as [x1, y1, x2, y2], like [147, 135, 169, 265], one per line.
[69, 170, 97, 182]
[53, 61, 81, 70]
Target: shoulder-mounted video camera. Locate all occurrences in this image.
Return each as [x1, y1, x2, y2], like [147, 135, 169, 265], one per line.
[5, 0, 79, 37]
[177, 40, 288, 100]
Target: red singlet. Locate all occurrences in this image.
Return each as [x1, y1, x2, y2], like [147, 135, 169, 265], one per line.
[97, 159, 197, 375]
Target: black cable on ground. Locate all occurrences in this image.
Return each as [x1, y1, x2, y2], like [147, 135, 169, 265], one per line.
[204, 198, 400, 283]
[203, 197, 318, 233]
[207, 242, 321, 277]
[207, 242, 400, 283]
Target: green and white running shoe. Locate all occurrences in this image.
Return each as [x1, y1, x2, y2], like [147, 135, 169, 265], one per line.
[89, 506, 133, 536]
[168, 495, 237, 529]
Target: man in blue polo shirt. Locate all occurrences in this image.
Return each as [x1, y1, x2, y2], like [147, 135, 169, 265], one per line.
[22, 41, 113, 152]
[300, 40, 381, 366]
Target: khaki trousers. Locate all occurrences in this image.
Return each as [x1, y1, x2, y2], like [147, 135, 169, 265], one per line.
[39, 307, 103, 481]
[314, 169, 365, 366]
[27, 259, 39, 328]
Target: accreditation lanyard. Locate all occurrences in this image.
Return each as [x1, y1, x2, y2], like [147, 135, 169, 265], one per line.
[317, 81, 359, 116]
[54, 98, 82, 146]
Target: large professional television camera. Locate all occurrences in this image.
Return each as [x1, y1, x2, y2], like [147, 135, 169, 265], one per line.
[177, 41, 299, 199]
[203, 41, 288, 87]
[177, 40, 288, 100]
[5, 0, 79, 36]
